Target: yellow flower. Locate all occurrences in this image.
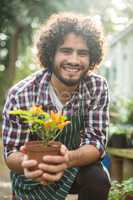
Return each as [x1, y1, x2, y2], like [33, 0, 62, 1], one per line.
[50, 111, 61, 123]
[31, 105, 44, 114]
[57, 121, 71, 129]
[9, 105, 71, 142]
[43, 120, 52, 128]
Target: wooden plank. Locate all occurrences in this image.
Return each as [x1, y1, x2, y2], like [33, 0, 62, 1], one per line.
[110, 157, 123, 182]
[107, 148, 133, 159]
[123, 159, 133, 179]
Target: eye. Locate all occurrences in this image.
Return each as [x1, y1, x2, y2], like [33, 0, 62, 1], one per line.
[78, 50, 89, 56]
[59, 48, 72, 54]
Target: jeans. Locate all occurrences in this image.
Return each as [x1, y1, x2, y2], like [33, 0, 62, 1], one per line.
[69, 162, 111, 200]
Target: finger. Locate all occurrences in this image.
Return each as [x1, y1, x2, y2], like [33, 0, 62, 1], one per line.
[60, 145, 69, 163]
[60, 144, 68, 155]
[22, 159, 38, 168]
[40, 181, 49, 186]
[20, 146, 27, 154]
[42, 155, 66, 164]
[35, 177, 49, 186]
[42, 171, 64, 182]
[24, 168, 43, 179]
[38, 163, 67, 173]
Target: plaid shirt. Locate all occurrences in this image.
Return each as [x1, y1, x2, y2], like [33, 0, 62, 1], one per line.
[2, 69, 109, 200]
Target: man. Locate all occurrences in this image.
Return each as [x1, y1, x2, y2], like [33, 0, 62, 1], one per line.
[2, 12, 110, 200]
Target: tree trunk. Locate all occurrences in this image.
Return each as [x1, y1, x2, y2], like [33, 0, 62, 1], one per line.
[0, 26, 22, 121]
[6, 26, 22, 85]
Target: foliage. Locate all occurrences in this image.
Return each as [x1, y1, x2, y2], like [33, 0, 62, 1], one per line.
[9, 105, 71, 144]
[55, 0, 133, 33]
[0, 0, 66, 122]
[108, 178, 133, 200]
[1, 0, 133, 124]
[110, 97, 133, 125]
[108, 180, 122, 200]
[109, 96, 133, 136]
[122, 178, 133, 197]
[125, 99, 133, 124]
[109, 96, 129, 125]
[109, 123, 133, 136]
[14, 47, 38, 83]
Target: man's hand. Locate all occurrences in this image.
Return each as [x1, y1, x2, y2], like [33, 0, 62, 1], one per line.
[20, 146, 44, 183]
[38, 144, 69, 184]
[21, 155, 43, 178]
[20, 144, 69, 185]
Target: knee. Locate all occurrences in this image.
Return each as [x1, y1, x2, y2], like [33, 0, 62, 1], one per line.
[78, 163, 111, 188]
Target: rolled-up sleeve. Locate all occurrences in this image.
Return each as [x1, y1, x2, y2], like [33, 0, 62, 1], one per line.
[80, 78, 109, 158]
[2, 91, 29, 159]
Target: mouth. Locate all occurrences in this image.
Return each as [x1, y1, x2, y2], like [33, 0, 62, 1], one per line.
[61, 65, 83, 73]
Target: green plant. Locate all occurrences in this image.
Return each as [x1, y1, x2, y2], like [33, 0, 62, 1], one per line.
[108, 178, 133, 200]
[109, 97, 128, 125]
[122, 178, 133, 198]
[125, 100, 133, 124]
[108, 180, 122, 200]
[109, 124, 132, 136]
[9, 105, 70, 145]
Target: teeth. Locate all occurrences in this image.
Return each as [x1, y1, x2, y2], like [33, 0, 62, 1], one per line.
[63, 66, 80, 70]
[65, 68, 79, 72]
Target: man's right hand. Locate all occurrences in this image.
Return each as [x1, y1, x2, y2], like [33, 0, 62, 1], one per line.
[20, 146, 48, 184]
[21, 155, 43, 179]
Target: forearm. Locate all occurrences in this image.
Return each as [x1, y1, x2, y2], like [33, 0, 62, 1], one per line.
[68, 144, 100, 168]
[5, 151, 24, 174]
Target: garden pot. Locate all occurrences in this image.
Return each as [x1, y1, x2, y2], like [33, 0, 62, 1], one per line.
[124, 194, 133, 200]
[127, 132, 133, 148]
[108, 134, 127, 148]
[25, 140, 61, 170]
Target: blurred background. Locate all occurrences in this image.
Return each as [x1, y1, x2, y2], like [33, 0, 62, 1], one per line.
[0, 0, 133, 199]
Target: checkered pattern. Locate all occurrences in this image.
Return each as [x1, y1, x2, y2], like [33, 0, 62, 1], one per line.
[2, 69, 109, 200]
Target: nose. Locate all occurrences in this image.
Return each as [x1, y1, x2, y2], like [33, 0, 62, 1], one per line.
[69, 52, 79, 65]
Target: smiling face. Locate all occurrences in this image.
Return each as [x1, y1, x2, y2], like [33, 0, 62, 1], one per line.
[52, 33, 90, 87]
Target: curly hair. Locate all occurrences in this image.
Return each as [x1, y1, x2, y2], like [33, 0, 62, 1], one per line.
[35, 12, 105, 70]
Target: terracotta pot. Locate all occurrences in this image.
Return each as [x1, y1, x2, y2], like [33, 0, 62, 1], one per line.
[124, 194, 133, 200]
[108, 134, 127, 148]
[25, 141, 61, 170]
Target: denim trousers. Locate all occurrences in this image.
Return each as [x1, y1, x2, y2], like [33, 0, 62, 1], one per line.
[69, 162, 111, 200]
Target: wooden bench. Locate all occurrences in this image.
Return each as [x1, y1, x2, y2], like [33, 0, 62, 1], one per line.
[107, 148, 133, 182]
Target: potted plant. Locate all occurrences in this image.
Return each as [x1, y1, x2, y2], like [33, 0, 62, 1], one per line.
[109, 97, 133, 149]
[108, 178, 133, 200]
[122, 178, 133, 200]
[108, 180, 122, 200]
[9, 105, 71, 166]
[108, 124, 127, 148]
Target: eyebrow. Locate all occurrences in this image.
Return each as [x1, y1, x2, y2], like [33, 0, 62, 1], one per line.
[59, 47, 89, 53]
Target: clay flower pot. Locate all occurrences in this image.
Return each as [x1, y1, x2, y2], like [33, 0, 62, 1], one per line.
[124, 194, 133, 200]
[25, 140, 61, 170]
[108, 134, 127, 148]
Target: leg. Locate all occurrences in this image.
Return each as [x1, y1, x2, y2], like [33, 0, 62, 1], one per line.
[69, 162, 111, 200]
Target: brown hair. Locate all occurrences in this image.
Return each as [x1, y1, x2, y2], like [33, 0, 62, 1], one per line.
[35, 12, 105, 70]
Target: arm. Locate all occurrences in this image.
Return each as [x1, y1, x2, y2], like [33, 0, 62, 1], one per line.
[36, 144, 100, 183]
[67, 78, 109, 168]
[67, 144, 100, 168]
[2, 92, 44, 179]
[37, 78, 109, 183]
[78, 78, 109, 162]
[5, 151, 24, 173]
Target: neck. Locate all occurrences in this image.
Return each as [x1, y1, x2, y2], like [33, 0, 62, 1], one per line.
[50, 74, 78, 104]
